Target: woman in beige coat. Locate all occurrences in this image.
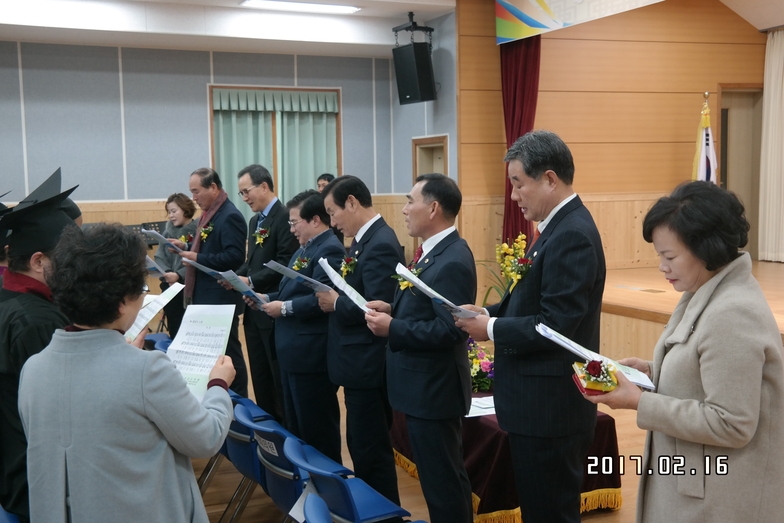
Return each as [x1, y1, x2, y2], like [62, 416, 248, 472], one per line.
[586, 181, 784, 522]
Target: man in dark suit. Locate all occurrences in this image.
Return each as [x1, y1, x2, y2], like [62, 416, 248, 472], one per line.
[316, 175, 404, 504]
[259, 190, 345, 463]
[173, 168, 248, 396]
[233, 164, 298, 419]
[366, 173, 475, 523]
[457, 130, 607, 523]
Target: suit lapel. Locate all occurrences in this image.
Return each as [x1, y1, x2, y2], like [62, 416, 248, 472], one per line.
[392, 230, 459, 310]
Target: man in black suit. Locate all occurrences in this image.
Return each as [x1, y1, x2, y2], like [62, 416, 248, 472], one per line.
[316, 175, 404, 504]
[233, 164, 298, 419]
[457, 130, 607, 523]
[259, 190, 345, 463]
[366, 173, 475, 523]
[173, 168, 248, 396]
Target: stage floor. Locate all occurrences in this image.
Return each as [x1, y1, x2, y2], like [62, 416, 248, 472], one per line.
[604, 259, 784, 337]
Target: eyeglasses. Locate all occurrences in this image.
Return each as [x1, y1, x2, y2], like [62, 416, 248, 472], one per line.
[287, 219, 302, 227]
[141, 284, 149, 294]
[238, 185, 259, 198]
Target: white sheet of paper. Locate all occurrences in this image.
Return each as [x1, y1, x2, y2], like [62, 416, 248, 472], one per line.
[288, 481, 318, 523]
[264, 260, 332, 292]
[535, 323, 656, 390]
[142, 228, 183, 252]
[166, 304, 234, 401]
[394, 263, 479, 318]
[182, 258, 222, 279]
[218, 269, 268, 305]
[466, 396, 496, 417]
[146, 255, 166, 276]
[124, 282, 184, 342]
[317, 258, 369, 312]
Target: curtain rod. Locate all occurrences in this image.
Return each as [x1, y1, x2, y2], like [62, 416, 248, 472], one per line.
[760, 23, 784, 33]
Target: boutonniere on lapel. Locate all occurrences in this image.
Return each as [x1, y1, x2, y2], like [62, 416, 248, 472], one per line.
[496, 233, 533, 292]
[393, 267, 422, 291]
[292, 256, 310, 271]
[253, 226, 270, 246]
[340, 256, 357, 277]
[179, 233, 193, 243]
[199, 222, 214, 242]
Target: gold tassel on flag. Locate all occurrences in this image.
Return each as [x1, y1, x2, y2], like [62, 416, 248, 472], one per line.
[692, 92, 719, 184]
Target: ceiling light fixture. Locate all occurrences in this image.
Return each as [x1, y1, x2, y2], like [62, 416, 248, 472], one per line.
[240, 0, 360, 14]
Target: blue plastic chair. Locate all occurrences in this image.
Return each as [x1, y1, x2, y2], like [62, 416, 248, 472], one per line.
[143, 332, 170, 351]
[0, 504, 19, 523]
[283, 438, 411, 523]
[217, 399, 276, 523]
[233, 402, 352, 517]
[303, 493, 331, 523]
[197, 389, 247, 494]
[154, 338, 172, 352]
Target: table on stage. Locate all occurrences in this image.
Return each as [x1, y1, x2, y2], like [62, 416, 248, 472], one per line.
[390, 407, 622, 523]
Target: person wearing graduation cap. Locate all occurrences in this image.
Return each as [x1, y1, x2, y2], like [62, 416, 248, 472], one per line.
[0, 185, 77, 523]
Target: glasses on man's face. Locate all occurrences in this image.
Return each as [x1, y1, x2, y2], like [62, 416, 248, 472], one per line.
[141, 284, 150, 294]
[287, 219, 302, 227]
[238, 185, 259, 198]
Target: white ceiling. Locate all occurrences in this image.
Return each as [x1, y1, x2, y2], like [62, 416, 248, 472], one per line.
[0, 0, 781, 59]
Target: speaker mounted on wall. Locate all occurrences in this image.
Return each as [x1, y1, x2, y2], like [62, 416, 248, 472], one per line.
[391, 12, 436, 105]
[393, 42, 437, 105]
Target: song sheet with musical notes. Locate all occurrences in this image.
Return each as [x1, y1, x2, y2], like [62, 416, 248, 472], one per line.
[166, 304, 235, 400]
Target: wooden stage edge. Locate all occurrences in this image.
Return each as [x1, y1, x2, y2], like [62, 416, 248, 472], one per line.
[602, 259, 784, 346]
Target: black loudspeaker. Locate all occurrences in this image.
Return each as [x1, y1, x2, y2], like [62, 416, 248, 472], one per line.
[393, 42, 437, 105]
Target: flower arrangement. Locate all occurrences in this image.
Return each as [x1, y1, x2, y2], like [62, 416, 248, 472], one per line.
[467, 337, 494, 392]
[179, 233, 193, 243]
[254, 227, 270, 246]
[573, 360, 618, 394]
[200, 222, 214, 242]
[340, 256, 357, 277]
[495, 233, 532, 292]
[393, 267, 422, 291]
[292, 256, 310, 271]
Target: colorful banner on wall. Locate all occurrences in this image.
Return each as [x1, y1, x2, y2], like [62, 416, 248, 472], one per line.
[496, 0, 664, 44]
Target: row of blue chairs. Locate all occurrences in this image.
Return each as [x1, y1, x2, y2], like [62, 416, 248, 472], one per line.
[209, 391, 426, 523]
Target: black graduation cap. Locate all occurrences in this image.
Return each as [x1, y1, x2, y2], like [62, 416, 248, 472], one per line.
[0, 185, 78, 258]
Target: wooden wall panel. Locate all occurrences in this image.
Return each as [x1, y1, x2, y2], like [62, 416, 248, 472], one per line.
[535, 92, 718, 144]
[459, 143, 507, 196]
[459, 90, 505, 145]
[79, 200, 170, 226]
[582, 193, 663, 269]
[459, 196, 505, 305]
[539, 40, 765, 94]
[544, 0, 766, 45]
[569, 142, 694, 194]
[600, 313, 664, 362]
[459, 36, 501, 91]
[457, 0, 496, 36]
[373, 195, 414, 261]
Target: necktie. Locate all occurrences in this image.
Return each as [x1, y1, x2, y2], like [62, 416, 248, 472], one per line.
[350, 238, 358, 249]
[411, 245, 424, 265]
[258, 212, 267, 223]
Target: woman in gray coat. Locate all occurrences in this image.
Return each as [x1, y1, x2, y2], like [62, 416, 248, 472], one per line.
[155, 192, 198, 337]
[586, 181, 784, 522]
[19, 224, 235, 523]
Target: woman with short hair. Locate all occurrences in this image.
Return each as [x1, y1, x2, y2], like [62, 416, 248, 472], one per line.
[585, 181, 784, 522]
[19, 223, 235, 523]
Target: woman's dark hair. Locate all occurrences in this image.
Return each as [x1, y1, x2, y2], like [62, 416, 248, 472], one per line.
[415, 173, 462, 220]
[321, 175, 372, 208]
[191, 167, 222, 190]
[286, 189, 330, 226]
[48, 224, 147, 327]
[642, 181, 749, 271]
[165, 193, 196, 219]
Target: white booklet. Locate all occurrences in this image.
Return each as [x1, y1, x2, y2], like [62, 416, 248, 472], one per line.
[125, 282, 184, 342]
[317, 257, 369, 312]
[142, 228, 183, 252]
[535, 323, 656, 390]
[219, 269, 268, 305]
[466, 396, 496, 417]
[146, 255, 166, 276]
[182, 258, 222, 279]
[394, 263, 479, 318]
[167, 304, 234, 401]
[264, 260, 332, 292]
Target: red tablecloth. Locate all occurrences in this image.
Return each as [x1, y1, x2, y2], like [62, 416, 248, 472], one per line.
[390, 409, 622, 523]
